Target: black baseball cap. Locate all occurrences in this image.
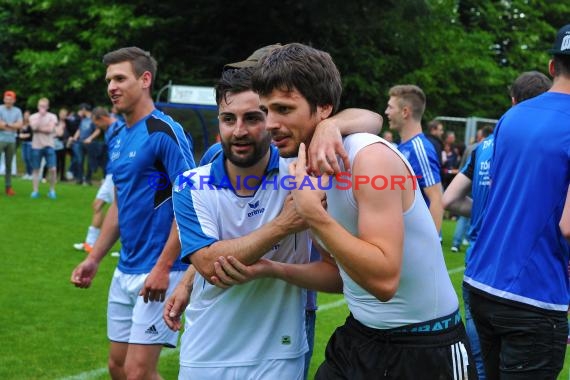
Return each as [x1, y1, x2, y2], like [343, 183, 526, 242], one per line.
[224, 44, 282, 70]
[549, 24, 570, 55]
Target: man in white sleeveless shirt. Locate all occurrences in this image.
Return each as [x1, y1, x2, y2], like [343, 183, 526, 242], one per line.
[215, 43, 476, 379]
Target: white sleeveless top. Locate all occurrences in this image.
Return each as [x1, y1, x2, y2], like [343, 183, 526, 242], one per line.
[326, 133, 458, 329]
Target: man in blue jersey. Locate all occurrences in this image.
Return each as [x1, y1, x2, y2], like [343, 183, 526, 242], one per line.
[463, 25, 570, 379]
[443, 69, 552, 380]
[73, 107, 123, 254]
[70, 47, 195, 380]
[165, 58, 382, 378]
[213, 43, 475, 379]
[385, 85, 444, 233]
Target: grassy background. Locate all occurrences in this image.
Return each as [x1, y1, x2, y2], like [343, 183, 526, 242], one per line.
[0, 177, 568, 379]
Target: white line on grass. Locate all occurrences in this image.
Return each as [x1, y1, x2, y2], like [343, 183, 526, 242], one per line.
[59, 265, 465, 379]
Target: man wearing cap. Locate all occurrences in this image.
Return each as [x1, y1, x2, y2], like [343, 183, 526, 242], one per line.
[0, 90, 23, 196]
[164, 46, 382, 380]
[463, 24, 570, 379]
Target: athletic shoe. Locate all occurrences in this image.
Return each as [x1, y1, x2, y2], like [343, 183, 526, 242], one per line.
[110, 251, 120, 257]
[5, 187, 15, 196]
[462, 239, 470, 246]
[73, 242, 85, 251]
[30, 191, 39, 199]
[72, 242, 92, 253]
[47, 190, 56, 199]
[450, 246, 460, 253]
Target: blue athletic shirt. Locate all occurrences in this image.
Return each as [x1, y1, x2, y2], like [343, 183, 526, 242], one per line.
[108, 109, 196, 274]
[199, 142, 222, 165]
[460, 135, 494, 263]
[398, 133, 441, 206]
[464, 92, 570, 312]
[104, 121, 124, 175]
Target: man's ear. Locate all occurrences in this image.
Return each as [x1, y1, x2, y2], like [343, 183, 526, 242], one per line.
[318, 104, 333, 120]
[140, 71, 152, 90]
[549, 59, 555, 77]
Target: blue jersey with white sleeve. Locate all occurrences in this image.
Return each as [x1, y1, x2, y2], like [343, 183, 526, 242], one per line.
[464, 92, 570, 312]
[108, 109, 195, 274]
[398, 133, 441, 206]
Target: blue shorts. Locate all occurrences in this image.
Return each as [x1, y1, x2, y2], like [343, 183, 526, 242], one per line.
[31, 147, 56, 169]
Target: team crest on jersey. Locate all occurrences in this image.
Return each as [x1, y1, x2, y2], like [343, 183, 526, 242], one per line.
[281, 335, 291, 345]
[129, 151, 137, 158]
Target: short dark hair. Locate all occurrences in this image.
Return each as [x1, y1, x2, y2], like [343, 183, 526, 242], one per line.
[553, 54, 570, 78]
[102, 47, 157, 87]
[215, 67, 255, 106]
[428, 119, 443, 132]
[388, 85, 426, 121]
[91, 106, 110, 120]
[481, 125, 494, 137]
[252, 43, 342, 115]
[509, 71, 552, 103]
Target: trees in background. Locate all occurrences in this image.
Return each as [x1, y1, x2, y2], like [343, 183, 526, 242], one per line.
[0, 0, 567, 120]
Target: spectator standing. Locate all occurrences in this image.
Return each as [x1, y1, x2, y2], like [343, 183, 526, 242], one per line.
[0, 90, 23, 195]
[17, 110, 33, 180]
[29, 97, 60, 199]
[464, 25, 570, 379]
[70, 103, 96, 185]
[426, 119, 445, 168]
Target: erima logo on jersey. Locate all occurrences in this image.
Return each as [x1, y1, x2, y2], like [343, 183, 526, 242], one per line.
[110, 151, 120, 162]
[247, 201, 265, 217]
[281, 336, 291, 345]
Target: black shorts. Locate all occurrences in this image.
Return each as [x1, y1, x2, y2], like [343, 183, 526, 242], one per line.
[315, 311, 478, 380]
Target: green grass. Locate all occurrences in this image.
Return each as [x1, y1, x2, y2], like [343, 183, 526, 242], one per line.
[0, 177, 568, 379]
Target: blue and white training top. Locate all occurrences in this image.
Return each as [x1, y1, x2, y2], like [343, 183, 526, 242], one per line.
[398, 133, 441, 206]
[107, 109, 195, 274]
[327, 133, 458, 329]
[173, 145, 310, 367]
[464, 92, 570, 313]
[461, 134, 494, 263]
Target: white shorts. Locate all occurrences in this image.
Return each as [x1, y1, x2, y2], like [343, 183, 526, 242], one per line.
[107, 268, 184, 347]
[178, 357, 304, 380]
[96, 174, 114, 203]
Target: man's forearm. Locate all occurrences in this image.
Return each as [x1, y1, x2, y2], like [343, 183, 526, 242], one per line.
[334, 108, 383, 136]
[89, 201, 120, 263]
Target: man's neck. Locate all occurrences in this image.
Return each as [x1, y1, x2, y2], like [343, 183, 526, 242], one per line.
[125, 99, 155, 127]
[400, 121, 423, 143]
[550, 76, 570, 95]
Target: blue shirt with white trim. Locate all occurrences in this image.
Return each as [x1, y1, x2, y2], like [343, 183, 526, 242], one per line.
[108, 109, 195, 274]
[398, 133, 441, 206]
[464, 92, 570, 312]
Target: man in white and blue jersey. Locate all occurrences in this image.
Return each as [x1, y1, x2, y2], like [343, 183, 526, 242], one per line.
[215, 43, 475, 379]
[386, 84, 444, 234]
[164, 47, 382, 379]
[73, 106, 124, 254]
[464, 25, 570, 379]
[71, 47, 195, 380]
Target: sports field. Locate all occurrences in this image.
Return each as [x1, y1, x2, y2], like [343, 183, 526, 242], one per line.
[1, 178, 569, 379]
